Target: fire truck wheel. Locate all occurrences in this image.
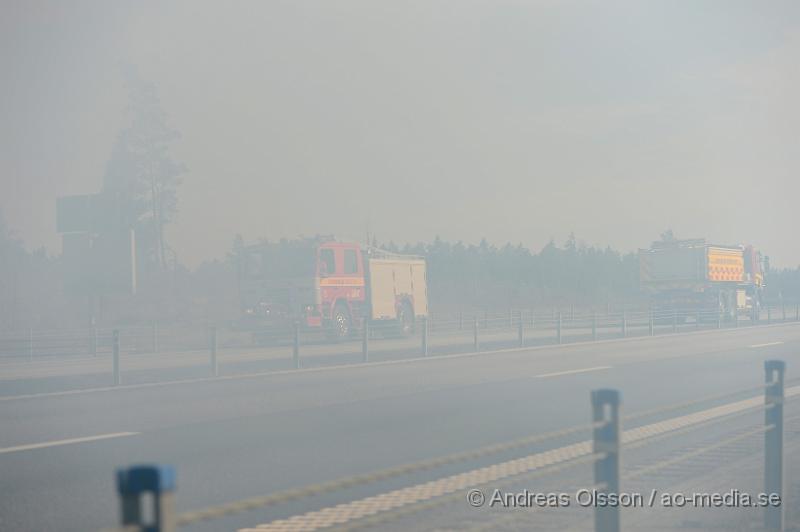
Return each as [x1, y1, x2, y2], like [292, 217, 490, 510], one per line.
[398, 301, 414, 337]
[332, 303, 352, 340]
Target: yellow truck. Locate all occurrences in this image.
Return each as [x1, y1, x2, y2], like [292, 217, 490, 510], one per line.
[639, 239, 764, 320]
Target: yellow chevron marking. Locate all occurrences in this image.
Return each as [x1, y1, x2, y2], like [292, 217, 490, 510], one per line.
[240, 385, 800, 531]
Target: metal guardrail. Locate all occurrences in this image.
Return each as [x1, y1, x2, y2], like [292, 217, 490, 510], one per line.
[4, 301, 799, 360]
[105, 360, 790, 532]
[2, 304, 797, 389]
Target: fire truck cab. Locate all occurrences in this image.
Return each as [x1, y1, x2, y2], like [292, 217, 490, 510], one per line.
[239, 238, 427, 340]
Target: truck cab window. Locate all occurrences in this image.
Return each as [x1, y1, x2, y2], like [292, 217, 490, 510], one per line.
[319, 249, 335, 276]
[344, 249, 358, 274]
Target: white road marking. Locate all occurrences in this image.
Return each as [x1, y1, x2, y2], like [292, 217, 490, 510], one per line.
[536, 366, 611, 378]
[241, 385, 800, 531]
[0, 432, 139, 455]
[749, 342, 784, 348]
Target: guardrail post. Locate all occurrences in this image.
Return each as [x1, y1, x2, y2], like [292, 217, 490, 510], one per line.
[28, 327, 33, 362]
[781, 302, 786, 322]
[421, 316, 429, 357]
[557, 312, 562, 344]
[509, 308, 513, 328]
[767, 305, 772, 324]
[473, 317, 479, 352]
[592, 312, 597, 341]
[362, 319, 369, 363]
[152, 321, 159, 354]
[517, 310, 524, 348]
[209, 326, 218, 377]
[292, 321, 300, 369]
[91, 327, 98, 357]
[530, 309, 535, 328]
[672, 310, 678, 333]
[735, 306, 739, 328]
[117, 464, 176, 532]
[649, 310, 654, 336]
[592, 389, 621, 532]
[764, 360, 785, 531]
[112, 329, 121, 385]
[621, 311, 627, 338]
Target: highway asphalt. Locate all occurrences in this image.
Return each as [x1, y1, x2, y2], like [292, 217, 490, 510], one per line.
[1, 322, 798, 531]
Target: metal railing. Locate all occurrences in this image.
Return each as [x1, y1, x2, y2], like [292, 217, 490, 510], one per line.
[2, 303, 797, 391]
[4, 301, 799, 361]
[105, 360, 791, 532]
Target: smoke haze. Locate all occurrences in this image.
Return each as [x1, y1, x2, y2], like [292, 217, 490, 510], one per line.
[3, 1, 799, 266]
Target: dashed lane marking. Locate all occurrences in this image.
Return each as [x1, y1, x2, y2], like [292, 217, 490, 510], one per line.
[536, 366, 611, 378]
[0, 432, 139, 455]
[749, 341, 784, 348]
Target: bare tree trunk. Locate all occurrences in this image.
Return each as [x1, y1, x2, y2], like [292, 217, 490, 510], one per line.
[158, 200, 167, 271]
[150, 175, 166, 272]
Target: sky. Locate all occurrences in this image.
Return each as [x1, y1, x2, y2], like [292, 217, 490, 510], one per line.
[2, 0, 799, 268]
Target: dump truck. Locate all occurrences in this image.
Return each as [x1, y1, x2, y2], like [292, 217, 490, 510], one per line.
[639, 238, 764, 321]
[238, 237, 428, 339]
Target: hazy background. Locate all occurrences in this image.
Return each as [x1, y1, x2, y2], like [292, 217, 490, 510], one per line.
[3, 0, 799, 267]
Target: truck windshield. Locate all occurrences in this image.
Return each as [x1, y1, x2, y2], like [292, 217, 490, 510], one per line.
[243, 243, 316, 280]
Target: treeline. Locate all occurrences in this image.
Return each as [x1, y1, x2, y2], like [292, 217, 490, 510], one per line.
[3, 218, 800, 330]
[374, 235, 642, 310]
[0, 216, 63, 330]
[764, 267, 800, 303]
[0, 212, 238, 330]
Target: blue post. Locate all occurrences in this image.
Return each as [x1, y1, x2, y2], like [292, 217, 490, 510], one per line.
[592, 389, 621, 532]
[152, 322, 159, 354]
[113, 329, 121, 386]
[557, 312, 562, 344]
[117, 465, 176, 532]
[292, 321, 300, 369]
[421, 316, 429, 356]
[209, 326, 218, 377]
[764, 360, 785, 531]
[362, 319, 369, 363]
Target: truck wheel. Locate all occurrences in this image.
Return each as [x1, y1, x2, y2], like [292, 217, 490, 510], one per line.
[398, 301, 414, 337]
[331, 303, 352, 340]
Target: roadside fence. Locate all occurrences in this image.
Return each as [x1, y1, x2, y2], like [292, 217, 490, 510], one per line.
[3, 304, 798, 389]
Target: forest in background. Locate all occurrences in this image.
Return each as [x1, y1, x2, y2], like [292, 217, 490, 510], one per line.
[2, 217, 798, 331]
[6, 71, 796, 331]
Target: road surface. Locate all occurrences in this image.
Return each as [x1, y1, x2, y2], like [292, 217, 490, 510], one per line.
[1, 322, 798, 531]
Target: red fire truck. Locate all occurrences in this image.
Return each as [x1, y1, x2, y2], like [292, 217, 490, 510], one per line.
[238, 237, 428, 338]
